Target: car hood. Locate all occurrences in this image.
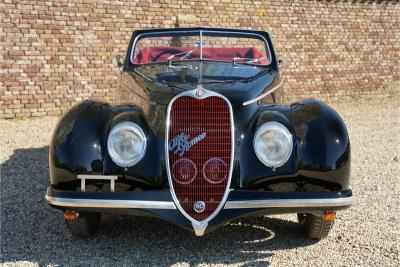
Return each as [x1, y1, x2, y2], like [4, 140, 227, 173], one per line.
[129, 61, 279, 105]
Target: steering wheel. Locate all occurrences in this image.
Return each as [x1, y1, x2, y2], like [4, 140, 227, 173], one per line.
[152, 49, 192, 63]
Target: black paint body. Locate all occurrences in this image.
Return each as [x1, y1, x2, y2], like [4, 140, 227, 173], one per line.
[48, 28, 351, 232]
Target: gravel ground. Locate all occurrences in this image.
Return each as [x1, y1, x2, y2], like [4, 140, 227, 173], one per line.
[0, 97, 399, 266]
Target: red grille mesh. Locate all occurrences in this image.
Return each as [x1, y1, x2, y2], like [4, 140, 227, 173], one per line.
[168, 96, 232, 221]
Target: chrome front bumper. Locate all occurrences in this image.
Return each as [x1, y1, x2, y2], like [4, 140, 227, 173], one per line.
[224, 196, 354, 209]
[46, 189, 353, 210]
[45, 195, 176, 209]
[46, 194, 354, 210]
[46, 186, 353, 236]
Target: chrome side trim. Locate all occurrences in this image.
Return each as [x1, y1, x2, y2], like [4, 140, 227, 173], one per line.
[165, 85, 235, 236]
[243, 76, 284, 106]
[224, 195, 354, 209]
[45, 195, 176, 209]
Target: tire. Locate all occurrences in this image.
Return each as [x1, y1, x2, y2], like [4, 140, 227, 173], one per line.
[297, 213, 335, 240]
[65, 212, 101, 237]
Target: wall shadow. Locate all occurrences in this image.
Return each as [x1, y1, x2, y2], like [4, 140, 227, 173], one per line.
[0, 146, 317, 266]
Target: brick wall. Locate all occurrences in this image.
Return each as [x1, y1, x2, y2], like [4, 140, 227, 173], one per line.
[1, 0, 399, 119]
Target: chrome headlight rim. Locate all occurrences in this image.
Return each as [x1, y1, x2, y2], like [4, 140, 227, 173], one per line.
[107, 121, 147, 167]
[253, 121, 293, 168]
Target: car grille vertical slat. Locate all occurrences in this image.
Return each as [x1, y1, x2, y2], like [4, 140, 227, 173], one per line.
[168, 95, 232, 221]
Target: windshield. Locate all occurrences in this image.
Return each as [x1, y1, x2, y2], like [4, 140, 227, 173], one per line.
[132, 30, 270, 66]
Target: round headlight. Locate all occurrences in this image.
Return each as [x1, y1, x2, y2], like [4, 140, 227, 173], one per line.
[253, 121, 293, 168]
[107, 122, 146, 167]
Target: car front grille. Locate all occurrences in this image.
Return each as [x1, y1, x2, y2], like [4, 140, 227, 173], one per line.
[167, 93, 233, 221]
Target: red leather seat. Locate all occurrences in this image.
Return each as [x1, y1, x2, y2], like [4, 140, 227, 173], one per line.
[133, 46, 268, 64]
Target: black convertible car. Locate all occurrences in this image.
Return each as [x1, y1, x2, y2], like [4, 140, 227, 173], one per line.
[46, 28, 353, 239]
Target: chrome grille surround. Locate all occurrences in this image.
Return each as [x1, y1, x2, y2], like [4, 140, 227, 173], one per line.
[165, 86, 234, 236]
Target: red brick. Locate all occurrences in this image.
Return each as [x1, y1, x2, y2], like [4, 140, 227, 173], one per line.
[0, 0, 399, 118]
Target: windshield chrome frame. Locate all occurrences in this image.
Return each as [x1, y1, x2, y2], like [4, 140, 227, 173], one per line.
[130, 29, 272, 67]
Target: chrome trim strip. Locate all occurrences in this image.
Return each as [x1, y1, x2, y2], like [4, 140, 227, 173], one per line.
[165, 85, 235, 236]
[130, 29, 272, 67]
[243, 76, 285, 106]
[45, 195, 176, 209]
[224, 195, 354, 209]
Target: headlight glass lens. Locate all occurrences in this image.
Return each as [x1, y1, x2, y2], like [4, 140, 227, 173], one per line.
[107, 122, 146, 167]
[254, 122, 293, 168]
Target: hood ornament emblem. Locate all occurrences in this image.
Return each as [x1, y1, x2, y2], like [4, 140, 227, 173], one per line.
[169, 132, 206, 156]
[196, 89, 204, 97]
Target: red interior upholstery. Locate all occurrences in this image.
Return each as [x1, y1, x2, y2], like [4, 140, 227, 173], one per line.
[133, 46, 268, 64]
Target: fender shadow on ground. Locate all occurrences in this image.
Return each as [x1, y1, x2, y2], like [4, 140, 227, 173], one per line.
[0, 146, 318, 266]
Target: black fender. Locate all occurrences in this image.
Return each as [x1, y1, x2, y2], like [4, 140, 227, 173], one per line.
[49, 100, 164, 190]
[290, 99, 350, 188]
[239, 99, 350, 190]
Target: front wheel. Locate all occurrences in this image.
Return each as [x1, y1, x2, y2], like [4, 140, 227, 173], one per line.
[64, 211, 101, 237]
[297, 213, 335, 240]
